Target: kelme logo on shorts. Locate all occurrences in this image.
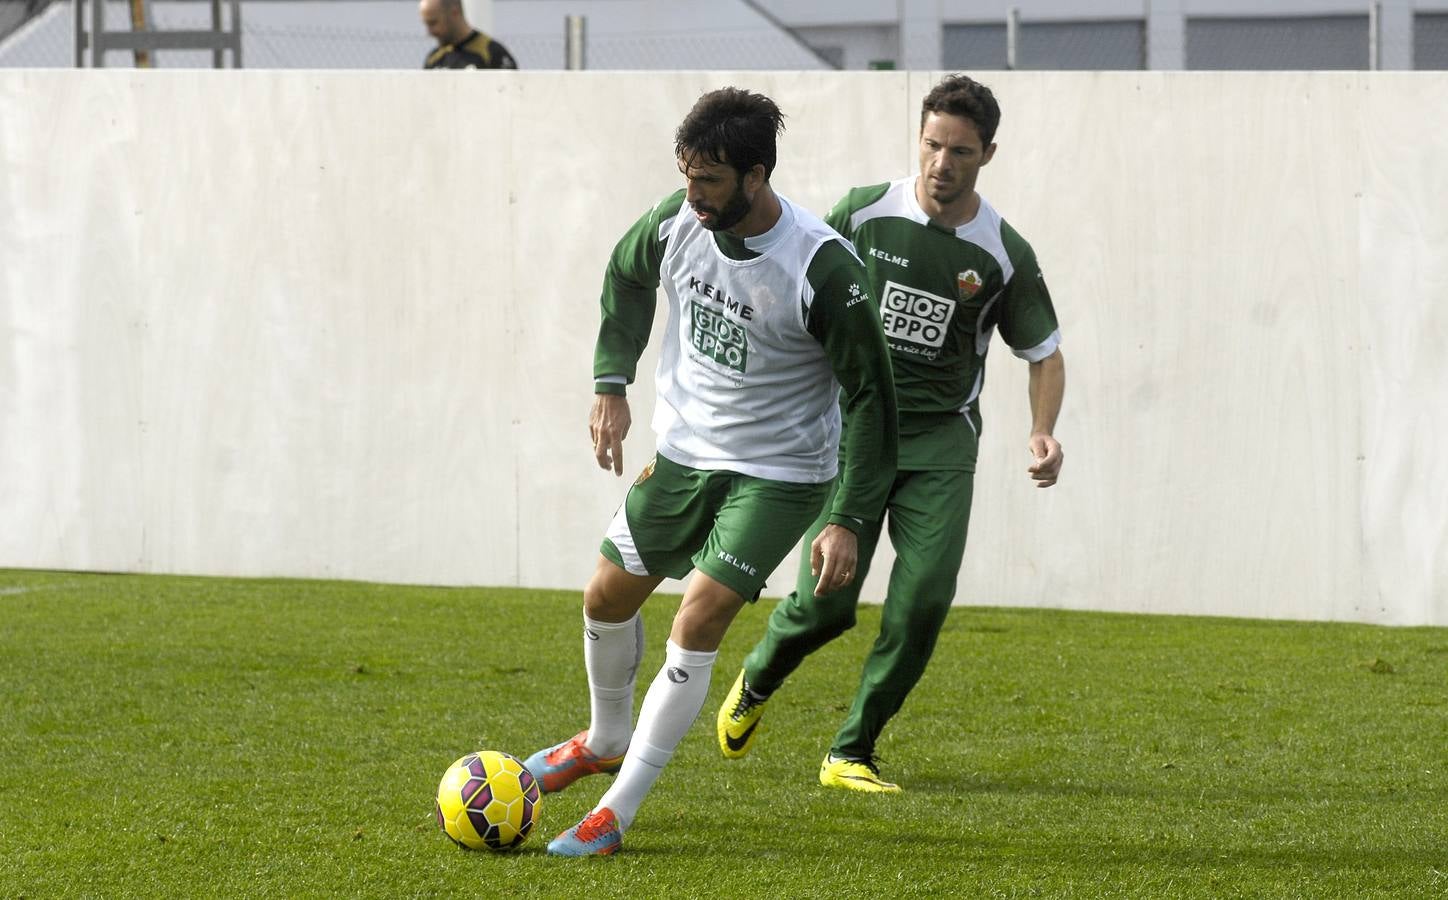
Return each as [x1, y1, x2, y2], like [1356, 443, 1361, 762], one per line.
[689, 301, 748, 372]
[717, 550, 758, 577]
[880, 280, 955, 350]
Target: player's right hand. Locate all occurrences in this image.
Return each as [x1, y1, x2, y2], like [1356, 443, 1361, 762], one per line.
[590, 393, 632, 476]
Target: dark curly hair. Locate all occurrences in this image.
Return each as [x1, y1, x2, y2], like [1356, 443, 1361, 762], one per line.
[675, 87, 786, 179]
[920, 75, 1001, 146]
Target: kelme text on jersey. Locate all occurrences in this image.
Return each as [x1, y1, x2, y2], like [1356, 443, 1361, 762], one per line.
[688, 275, 755, 321]
[867, 247, 910, 268]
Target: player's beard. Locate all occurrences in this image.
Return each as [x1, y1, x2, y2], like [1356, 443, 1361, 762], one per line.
[695, 181, 751, 232]
[923, 172, 968, 207]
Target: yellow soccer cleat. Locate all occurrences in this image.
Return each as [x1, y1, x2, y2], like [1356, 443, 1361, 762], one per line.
[716, 670, 769, 759]
[819, 754, 902, 793]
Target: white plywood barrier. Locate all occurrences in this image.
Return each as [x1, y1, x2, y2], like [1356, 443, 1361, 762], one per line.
[959, 71, 1366, 622]
[1, 70, 1444, 625]
[1358, 74, 1448, 625]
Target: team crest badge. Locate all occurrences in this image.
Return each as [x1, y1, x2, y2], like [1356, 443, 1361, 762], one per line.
[634, 456, 657, 485]
[957, 269, 983, 298]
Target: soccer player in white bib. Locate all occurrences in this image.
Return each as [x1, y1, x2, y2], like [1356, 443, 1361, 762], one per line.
[718, 74, 1067, 792]
[524, 88, 898, 856]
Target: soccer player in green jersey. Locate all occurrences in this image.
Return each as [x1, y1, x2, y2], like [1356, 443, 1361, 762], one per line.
[524, 87, 898, 856]
[718, 74, 1066, 793]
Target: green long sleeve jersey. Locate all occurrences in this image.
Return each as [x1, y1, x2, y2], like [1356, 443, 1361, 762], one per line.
[593, 189, 898, 529]
[826, 178, 1061, 471]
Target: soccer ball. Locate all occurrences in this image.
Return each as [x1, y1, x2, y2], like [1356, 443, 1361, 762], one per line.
[434, 750, 542, 851]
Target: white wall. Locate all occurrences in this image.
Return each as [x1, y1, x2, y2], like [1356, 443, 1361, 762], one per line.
[1, 70, 1445, 625]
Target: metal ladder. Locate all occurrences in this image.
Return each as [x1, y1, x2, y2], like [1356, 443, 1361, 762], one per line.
[72, 0, 242, 67]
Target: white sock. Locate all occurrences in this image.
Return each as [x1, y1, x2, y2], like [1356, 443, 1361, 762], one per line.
[582, 612, 643, 758]
[595, 640, 716, 832]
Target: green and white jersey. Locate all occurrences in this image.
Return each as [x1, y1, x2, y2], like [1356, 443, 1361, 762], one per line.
[827, 178, 1060, 471]
[594, 190, 898, 528]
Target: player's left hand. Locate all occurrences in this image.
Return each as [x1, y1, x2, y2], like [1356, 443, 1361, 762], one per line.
[811, 523, 859, 597]
[1027, 433, 1063, 488]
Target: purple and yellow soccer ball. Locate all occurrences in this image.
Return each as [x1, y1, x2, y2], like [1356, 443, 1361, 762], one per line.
[434, 750, 542, 851]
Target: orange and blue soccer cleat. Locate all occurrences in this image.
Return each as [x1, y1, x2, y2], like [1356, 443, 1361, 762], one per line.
[547, 807, 623, 857]
[522, 730, 626, 794]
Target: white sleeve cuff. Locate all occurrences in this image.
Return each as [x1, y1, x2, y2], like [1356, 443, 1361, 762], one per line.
[1013, 329, 1061, 363]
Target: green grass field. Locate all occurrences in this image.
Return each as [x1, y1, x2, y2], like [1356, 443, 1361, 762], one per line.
[2, 569, 1445, 898]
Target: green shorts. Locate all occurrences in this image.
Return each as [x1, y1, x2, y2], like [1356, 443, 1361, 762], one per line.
[601, 453, 831, 601]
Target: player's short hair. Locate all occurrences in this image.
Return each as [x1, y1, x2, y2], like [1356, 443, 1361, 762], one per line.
[920, 74, 1001, 146]
[675, 87, 786, 180]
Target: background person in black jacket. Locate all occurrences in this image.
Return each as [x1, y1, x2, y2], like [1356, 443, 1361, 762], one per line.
[419, 0, 517, 69]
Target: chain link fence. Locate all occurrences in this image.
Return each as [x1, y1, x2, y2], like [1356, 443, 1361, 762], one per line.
[1418, 11, 1448, 68]
[936, 11, 1448, 72]
[1187, 15, 1370, 70]
[1, 0, 826, 69]
[508, 27, 828, 71]
[1, 0, 435, 67]
[0, 0, 48, 36]
[944, 20, 1146, 71]
[5, 2, 1448, 70]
